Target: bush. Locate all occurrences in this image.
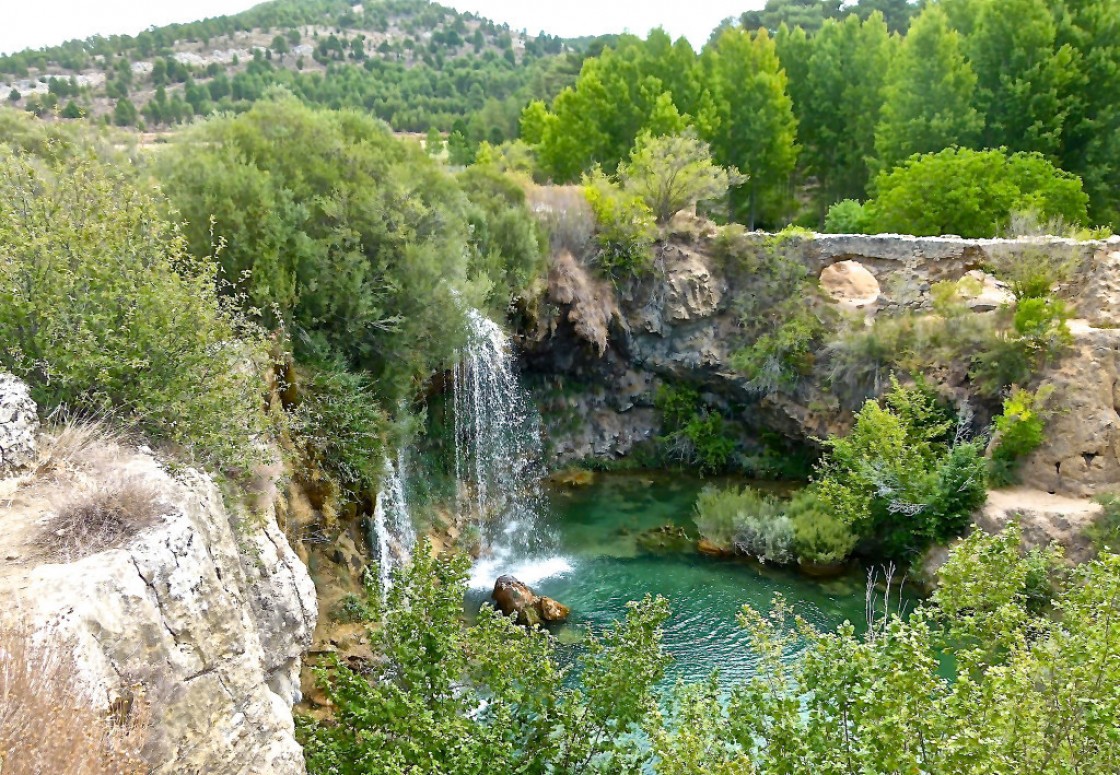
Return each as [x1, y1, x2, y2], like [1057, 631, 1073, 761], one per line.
[293, 361, 390, 502]
[788, 489, 857, 565]
[1087, 494, 1120, 553]
[654, 385, 736, 475]
[814, 378, 987, 559]
[582, 167, 658, 279]
[824, 199, 871, 234]
[693, 485, 793, 563]
[731, 306, 824, 394]
[988, 387, 1052, 487]
[0, 150, 273, 472]
[867, 147, 1090, 238]
[618, 131, 734, 224]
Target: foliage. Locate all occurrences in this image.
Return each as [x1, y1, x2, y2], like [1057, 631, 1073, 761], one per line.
[867, 147, 1090, 238]
[0, 150, 272, 472]
[582, 168, 658, 280]
[654, 385, 736, 475]
[814, 378, 987, 559]
[693, 485, 793, 563]
[292, 361, 390, 502]
[298, 543, 672, 775]
[823, 198, 871, 233]
[700, 27, 799, 228]
[618, 132, 734, 224]
[989, 247, 1078, 301]
[1088, 494, 1120, 553]
[988, 386, 1052, 487]
[157, 96, 540, 409]
[874, 6, 981, 171]
[731, 306, 824, 394]
[788, 488, 857, 564]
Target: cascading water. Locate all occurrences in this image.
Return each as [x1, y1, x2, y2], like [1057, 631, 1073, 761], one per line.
[370, 451, 416, 596]
[453, 308, 569, 588]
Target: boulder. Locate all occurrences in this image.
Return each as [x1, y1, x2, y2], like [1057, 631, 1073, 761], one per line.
[492, 575, 569, 627]
[0, 373, 38, 476]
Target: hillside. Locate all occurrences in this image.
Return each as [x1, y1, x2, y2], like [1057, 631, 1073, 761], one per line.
[0, 0, 583, 140]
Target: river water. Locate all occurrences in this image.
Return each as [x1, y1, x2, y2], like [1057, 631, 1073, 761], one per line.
[466, 472, 899, 687]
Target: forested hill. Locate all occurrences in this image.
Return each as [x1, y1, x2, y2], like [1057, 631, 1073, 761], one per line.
[0, 0, 583, 142]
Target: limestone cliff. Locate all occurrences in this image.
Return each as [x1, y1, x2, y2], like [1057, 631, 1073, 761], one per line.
[0, 377, 317, 774]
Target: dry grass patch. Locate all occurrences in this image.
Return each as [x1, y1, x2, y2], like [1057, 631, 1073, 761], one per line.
[0, 624, 150, 775]
[32, 414, 128, 481]
[33, 474, 168, 562]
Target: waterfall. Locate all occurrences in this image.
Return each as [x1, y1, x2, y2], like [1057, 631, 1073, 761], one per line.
[453, 308, 565, 587]
[370, 451, 415, 596]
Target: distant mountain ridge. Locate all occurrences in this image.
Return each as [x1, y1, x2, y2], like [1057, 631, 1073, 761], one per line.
[0, 0, 586, 139]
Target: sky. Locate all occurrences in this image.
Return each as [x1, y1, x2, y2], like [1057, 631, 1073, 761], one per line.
[0, 0, 759, 56]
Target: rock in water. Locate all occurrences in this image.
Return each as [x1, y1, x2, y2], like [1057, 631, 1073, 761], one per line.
[539, 596, 570, 622]
[492, 575, 569, 627]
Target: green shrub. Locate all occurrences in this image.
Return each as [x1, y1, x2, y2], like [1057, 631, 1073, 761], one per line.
[867, 147, 1090, 238]
[293, 361, 390, 502]
[654, 385, 735, 475]
[814, 378, 987, 559]
[1087, 494, 1120, 553]
[988, 387, 1052, 487]
[788, 488, 858, 565]
[693, 485, 792, 563]
[824, 199, 871, 234]
[731, 307, 824, 394]
[0, 150, 272, 471]
[582, 167, 658, 279]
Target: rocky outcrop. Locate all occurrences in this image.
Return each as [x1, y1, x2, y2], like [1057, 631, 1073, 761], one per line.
[0, 372, 38, 476]
[492, 575, 570, 627]
[0, 386, 317, 775]
[1020, 323, 1120, 498]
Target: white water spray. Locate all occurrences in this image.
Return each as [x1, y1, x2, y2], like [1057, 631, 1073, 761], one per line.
[370, 451, 416, 596]
[452, 309, 569, 588]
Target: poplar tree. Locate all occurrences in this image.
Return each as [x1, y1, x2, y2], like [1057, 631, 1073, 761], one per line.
[875, 6, 981, 171]
[700, 27, 798, 228]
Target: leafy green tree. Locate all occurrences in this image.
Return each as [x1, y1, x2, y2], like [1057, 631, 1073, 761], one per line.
[793, 13, 893, 211]
[700, 27, 799, 228]
[867, 147, 1090, 237]
[618, 132, 734, 223]
[6, 88, 18, 102]
[0, 150, 272, 471]
[298, 544, 672, 775]
[966, 0, 1077, 157]
[741, 0, 843, 33]
[1051, 0, 1120, 226]
[875, 6, 981, 171]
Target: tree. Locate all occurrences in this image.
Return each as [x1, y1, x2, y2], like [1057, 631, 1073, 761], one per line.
[618, 132, 734, 223]
[967, 0, 1077, 158]
[866, 147, 1090, 237]
[741, 0, 843, 33]
[786, 13, 893, 214]
[6, 88, 19, 103]
[700, 27, 798, 228]
[875, 6, 981, 171]
[112, 97, 137, 126]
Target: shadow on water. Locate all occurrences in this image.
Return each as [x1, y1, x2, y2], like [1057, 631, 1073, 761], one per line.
[465, 472, 919, 687]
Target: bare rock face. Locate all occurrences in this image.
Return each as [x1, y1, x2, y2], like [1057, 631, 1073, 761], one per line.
[492, 575, 569, 627]
[0, 446, 317, 774]
[0, 372, 38, 476]
[819, 260, 881, 309]
[1020, 325, 1120, 498]
[976, 489, 1102, 564]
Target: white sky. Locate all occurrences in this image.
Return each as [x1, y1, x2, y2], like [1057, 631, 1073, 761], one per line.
[0, 0, 760, 56]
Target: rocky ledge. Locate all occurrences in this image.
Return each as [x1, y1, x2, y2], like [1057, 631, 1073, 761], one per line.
[0, 376, 317, 775]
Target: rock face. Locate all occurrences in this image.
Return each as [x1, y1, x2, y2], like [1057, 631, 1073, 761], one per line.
[0, 372, 38, 476]
[492, 575, 570, 627]
[0, 388, 317, 775]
